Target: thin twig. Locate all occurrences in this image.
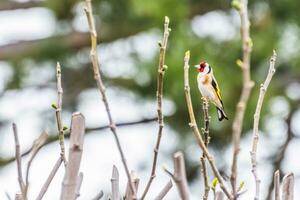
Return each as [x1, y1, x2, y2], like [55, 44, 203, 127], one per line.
[201, 98, 210, 200]
[250, 51, 277, 200]
[25, 132, 48, 196]
[111, 165, 120, 200]
[183, 51, 232, 199]
[83, 0, 136, 197]
[281, 173, 294, 200]
[274, 170, 280, 200]
[55, 62, 67, 165]
[12, 123, 26, 200]
[5, 192, 12, 200]
[215, 191, 225, 200]
[60, 112, 85, 200]
[92, 191, 104, 200]
[141, 16, 170, 200]
[230, 0, 255, 196]
[154, 180, 173, 200]
[35, 157, 63, 200]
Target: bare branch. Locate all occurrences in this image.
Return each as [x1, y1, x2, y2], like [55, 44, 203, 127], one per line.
[230, 0, 255, 195]
[111, 165, 120, 200]
[281, 173, 294, 200]
[173, 152, 190, 200]
[5, 192, 12, 200]
[200, 98, 210, 200]
[183, 51, 232, 199]
[92, 191, 104, 200]
[25, 132, 48, 196]
[60, 113, 85, 200]
[35, 157, 63, 200]
[84, 0, 136, 197]
[125, 171, 140, 200]
[274, 170, 280, 200]
[12, 123, 26, 200]
[250, 51, 277, 200]
[154, 180, 173, 200]
[55, 62, 67, 165]
[141, 16, 170, 200]
[1, 117, 157, 167]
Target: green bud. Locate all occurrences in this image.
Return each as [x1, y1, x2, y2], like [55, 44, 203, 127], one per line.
[168, 28, 172, 32]
[247, 37, 253, 48]
[51, 103, 57, 109]
[163, 65, 168, 71]
[236, 59, 243, 67]
[63, 126, 68, 131]
[231, 0, 241, 11]
[211, 177, 219, 189]
[238, 181, 245, 190]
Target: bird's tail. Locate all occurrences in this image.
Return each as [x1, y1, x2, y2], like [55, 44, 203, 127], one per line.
[216, 107, 228, 121]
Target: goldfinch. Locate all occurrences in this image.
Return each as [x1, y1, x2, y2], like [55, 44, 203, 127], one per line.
[194, 61, 228, 121]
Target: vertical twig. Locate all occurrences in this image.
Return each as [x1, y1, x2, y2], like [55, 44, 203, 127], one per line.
[83, 0, 136, 197]
[111, 165, 120, 200]
[274, 170, 280, 200]
[230, 0, 255, 196]
[200, 98, 210, 200]
[281, 173, 294, 200]
[25, 132, 48, 197]
[183, 51, 232, 199]
[250, 51, 277, 200]
[36, 157, 63, 200]
[12, 123, 26, 200]
[125, 171, 140, 200]
[55, 62, 67, 165]
[173, 152, 190, 200]
[140, 15, 170, 200]
[154, 180, 173, 200]
[60, 113, 85, 200]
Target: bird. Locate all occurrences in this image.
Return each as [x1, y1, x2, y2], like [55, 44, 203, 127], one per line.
[194, 61, 228, 121]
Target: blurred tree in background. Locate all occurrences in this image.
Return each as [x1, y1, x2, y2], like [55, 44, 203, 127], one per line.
[0, 0, 300, 198]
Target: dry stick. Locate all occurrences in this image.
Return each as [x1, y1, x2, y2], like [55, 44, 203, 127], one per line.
[111, 165, 120, 200]
[183, 51, 232, 199]
[36, 157, 63, 200]
[250, 51, 277, 200]
[154, 180, 173, 200]
[83, 0, 136, 197]
[92, 191, 104, 200]
[281, 173, 294, 200]
[55, 62, 67, 166]
[274, 170, 280, 200]
[12, 123, 26, 200]
[200, 98, 210, 200]
[60, 113, 85, 200]
[230, 0, 255, 196]
[141, 16, 170, 200]
[25, 132, 48, 196]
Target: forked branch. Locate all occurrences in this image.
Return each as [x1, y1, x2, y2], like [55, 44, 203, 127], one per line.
[141, 16, 170, 200]
[183, 51, 232, 199]
[83, 0, 136, 197]
[230, 0, 255, 195]
[250, 51, 276, 200]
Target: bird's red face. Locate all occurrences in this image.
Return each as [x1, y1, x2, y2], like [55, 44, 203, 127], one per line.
[195, 61, 208, 72]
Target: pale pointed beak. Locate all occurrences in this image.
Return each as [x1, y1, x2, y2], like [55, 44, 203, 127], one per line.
[194, 64, 200, 69]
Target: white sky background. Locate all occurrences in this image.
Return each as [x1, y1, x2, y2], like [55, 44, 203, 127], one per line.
[0, 3, 300, 200]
